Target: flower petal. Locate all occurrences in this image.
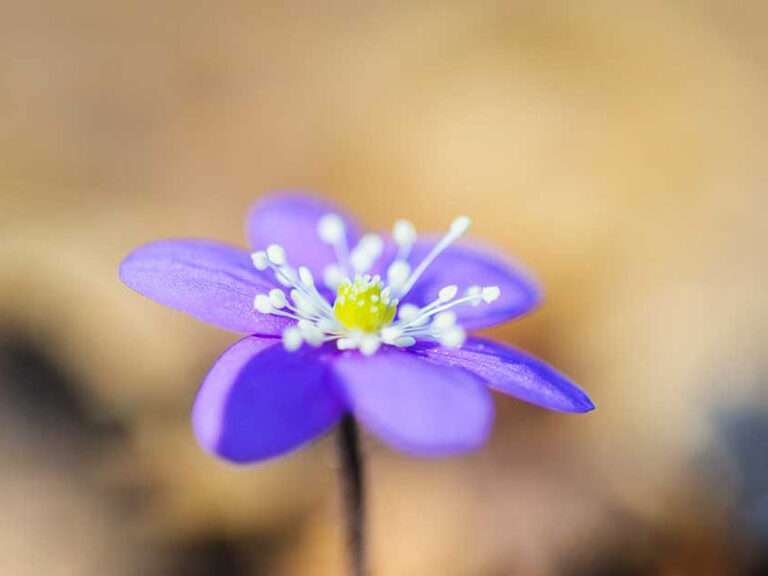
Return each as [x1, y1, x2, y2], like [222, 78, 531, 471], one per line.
[415, 338, 594, 413]
[379, 239, 541, 329]
[331, 348, 493, 456]
[246, 193, 361, 276]
[192, 336, 344, 463]
[119, 239, 289, 334]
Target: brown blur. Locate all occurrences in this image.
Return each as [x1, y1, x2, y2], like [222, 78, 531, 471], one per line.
[1, 1, 767, 575]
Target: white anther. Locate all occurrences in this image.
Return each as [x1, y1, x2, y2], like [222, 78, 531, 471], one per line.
[282, 326, 303, 351]
[481, 286, 501, 303]
[466, 285, 483, 305]
[298, 321, 324, 346]
[266, 244, 286, 265]
[298, 266, 314, 287]
[251, 251, 269, 271]
[387, 260, 411, 288]
[337, 338, 355, 351]
[360, 233, 384, 254]
[268, 288, 288, 309]
[253, 294, 273, 314]
[394, 336, 416, 348]
[397, 303, 421, 322]
[323, 264, 346, 290]
[432, 311, 456, 331]
[337, 331, 363, 351]
[360, 334, 381, 356]
[381, 326, 402, 343]
[440, 326, 466, 348]
[393, 219, 416, 247]
[449, 215, 471, 236]
[438, 285, 458, 302]
[351, 234, 383, 271]
[317, 213, 346, 244]
[350, 251, 372, 273]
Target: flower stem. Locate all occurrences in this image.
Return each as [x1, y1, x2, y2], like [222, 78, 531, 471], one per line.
[337, 414, 366, 576]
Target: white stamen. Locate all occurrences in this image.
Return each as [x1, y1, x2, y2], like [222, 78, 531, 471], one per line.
[282, 327, 303, 351]
[397, 303, 421, 322]
[350, 234, 384, 273]
[275, 266, 297, 287]
[350, 252, 370, 274]
[381, 326, 402, 343]
[439, 326, 466, 348]
[482, 286, 500, 303]
[387, 260, 410, 289]
[317, 318, 338, 332]
[268, 288, 288, 309]
[318, 213, 352, 277]
[266, 244, 286, 266]
[438, 285, 458, 302]
[298, 320, 325, 347]
[360, 233, 383, 251]
[317, 214, 346, 244]
[337, 331, 363, 351]
[323, 264, 347, 290]
[298, 266, 315, 287]
[251, 251, 269, 271]
[450, 216, 471, 235]
[255, 212, 489, 357]
[337, 337, 355, 351]
[393, 219, 416, 248]
[253, 294, 273, 314]
[432, 311, 456, 331]
[466, 285, 483, 305]
[360, 334, 381, 356]
[394, 336, 416, 348]
[396, 215, 471, 298]
[291, 289, 318, 316]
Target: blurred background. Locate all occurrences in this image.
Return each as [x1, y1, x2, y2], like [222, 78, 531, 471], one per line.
[1, 1, 766, 574]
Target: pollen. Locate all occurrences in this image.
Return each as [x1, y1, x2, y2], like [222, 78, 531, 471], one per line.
[333, 275, 396, 333]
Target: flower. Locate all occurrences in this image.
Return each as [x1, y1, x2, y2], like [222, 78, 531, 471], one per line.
[119, 193, 594, 463]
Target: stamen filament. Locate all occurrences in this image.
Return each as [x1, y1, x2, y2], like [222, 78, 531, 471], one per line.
[396, 216, 471, 298]
[254, 213, 492, 355]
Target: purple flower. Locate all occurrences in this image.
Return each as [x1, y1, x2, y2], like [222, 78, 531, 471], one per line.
[120, 193, 594, 463]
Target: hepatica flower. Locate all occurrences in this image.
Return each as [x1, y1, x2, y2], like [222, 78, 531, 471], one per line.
[120, 194, 594, 463]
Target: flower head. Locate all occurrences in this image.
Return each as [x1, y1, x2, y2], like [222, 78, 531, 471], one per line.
[120, 193, 594, 462]
[247, 208, 500, 356]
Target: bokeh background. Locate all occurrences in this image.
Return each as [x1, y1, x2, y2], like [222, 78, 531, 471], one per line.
[1, 1, 766, 574]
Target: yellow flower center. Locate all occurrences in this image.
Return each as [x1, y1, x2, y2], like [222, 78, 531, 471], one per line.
[333, 277, 396, 333]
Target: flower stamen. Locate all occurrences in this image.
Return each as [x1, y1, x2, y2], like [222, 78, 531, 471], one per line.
[395, 216, 471, 298]
[251, 214, 499, 354]
[318, 213, 351, 281]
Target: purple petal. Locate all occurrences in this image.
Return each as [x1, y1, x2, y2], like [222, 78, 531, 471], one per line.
[119, 239, 289, 335]
[192, 336, 344, 464]
[246, 193, 360, 277]
[331, 348, 493, 456]
[377, 239, 541, 329]
[415, 338, 594, 413]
